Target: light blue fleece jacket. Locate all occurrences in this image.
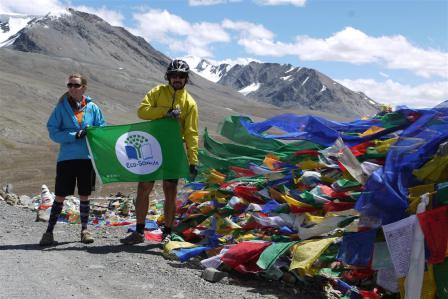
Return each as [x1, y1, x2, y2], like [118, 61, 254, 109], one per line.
[47, 95, 105, 162]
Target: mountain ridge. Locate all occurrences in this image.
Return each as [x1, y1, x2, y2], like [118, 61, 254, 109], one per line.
[2, 9, 168, 73]
[2, 9, 339, 194]
[184, 56, 380, 118]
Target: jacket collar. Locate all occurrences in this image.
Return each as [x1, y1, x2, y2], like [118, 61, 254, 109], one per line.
[167, 84, 186, 96]
[64, 94, 92, 104]
[62, 94, 92, 128]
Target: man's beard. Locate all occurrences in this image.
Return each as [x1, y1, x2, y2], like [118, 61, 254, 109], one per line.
[170, 81, 186, 90]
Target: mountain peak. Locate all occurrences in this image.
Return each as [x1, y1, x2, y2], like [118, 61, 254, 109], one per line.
[1, 9, 168, 73]
[183, 56, 229, 83]
[186, 57, 380, 118]
[183, 56, 260, 83]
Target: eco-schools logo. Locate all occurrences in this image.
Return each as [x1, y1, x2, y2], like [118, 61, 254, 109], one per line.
[115, 131, 162, 174]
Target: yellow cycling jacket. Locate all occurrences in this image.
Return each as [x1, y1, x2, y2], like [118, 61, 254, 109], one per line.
[137, 84, 199, 165]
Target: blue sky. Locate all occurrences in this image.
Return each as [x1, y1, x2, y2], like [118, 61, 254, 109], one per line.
[1, 0, 447, 108]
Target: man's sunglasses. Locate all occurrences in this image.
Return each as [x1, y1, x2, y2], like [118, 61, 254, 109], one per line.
[67, 83, 83, 88]
[168, 72, 187, 79]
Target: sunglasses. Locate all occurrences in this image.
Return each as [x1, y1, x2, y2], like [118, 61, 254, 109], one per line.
[67, 83, 83, 88]
[168, 72, 187, 79]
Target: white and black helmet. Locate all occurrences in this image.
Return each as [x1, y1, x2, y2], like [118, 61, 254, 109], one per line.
[166, 59, 190, 77]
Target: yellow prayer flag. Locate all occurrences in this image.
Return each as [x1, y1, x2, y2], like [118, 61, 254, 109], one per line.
[399, 264, 436, 299]
[360, 126, 385, 137]
[188, 190, 210, 203]
[290, 238, 337, 276]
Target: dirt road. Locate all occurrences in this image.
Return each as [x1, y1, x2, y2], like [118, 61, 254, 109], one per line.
[0, 201, 309, 299]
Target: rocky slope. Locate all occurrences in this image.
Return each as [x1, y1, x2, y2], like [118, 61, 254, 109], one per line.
[0, 9, 342, 194]
[185, 57, 380, 118]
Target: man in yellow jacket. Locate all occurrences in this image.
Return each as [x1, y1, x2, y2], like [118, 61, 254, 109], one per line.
[120, 59, 199, 245]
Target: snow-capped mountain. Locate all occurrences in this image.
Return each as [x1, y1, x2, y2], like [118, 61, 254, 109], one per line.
[0, 8, 278, 142]
[185, 57, 380, 118]
[0, 9, 170, 72]
[0, 8, 378, 120]
[182, 56, 234, 83]
[183, 56, 258, 83]
[0, 13, 39, 46]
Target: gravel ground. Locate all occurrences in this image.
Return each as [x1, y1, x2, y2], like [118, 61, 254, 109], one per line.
[0, 201, 329, 299]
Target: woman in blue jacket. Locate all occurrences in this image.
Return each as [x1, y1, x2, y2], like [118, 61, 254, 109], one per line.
[39, 73, 105, 246]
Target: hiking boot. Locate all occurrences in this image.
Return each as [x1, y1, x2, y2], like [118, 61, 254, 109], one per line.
[120, 231, 144, 245]
[39, 232, 57, 246]
[81, 230, 94, 244]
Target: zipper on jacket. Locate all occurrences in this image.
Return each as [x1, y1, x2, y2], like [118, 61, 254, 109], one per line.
[170, 90, 176, 110]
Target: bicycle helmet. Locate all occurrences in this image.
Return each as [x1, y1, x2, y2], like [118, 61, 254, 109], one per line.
[166, 59, 190, 76]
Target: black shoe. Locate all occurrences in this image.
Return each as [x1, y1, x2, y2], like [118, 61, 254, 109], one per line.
[120, 231, 144, 245]
[39, 232, 57, 246]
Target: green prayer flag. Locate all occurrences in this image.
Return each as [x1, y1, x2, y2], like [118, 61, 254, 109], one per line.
[434, 259, 448, 298]
[198, 149, 262, 172]
[434, 185, 448, 205]
[218, 115, 285, 150]
[204, 128, 286, 159]
[86, 119, 189, 184]
[334, 178, 361, 189]
[257, 241, 297, 270]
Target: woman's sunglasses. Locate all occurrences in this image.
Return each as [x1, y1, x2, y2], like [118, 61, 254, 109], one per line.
[67, 83, 83, 88]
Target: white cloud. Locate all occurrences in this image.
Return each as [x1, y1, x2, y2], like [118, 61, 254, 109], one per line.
[219, 57, 261, 65]
[0, 0, 125, 27]
[130, 10, 447, 80]
[188, 0, 242, 5]
[0, 0, 65, 15]
[222, 19, 280, 56]
[5, 2, 445, 83]
[131, 9, 190, 43]
[131, 9, 230, 57]
[222, 19, 274, 40]
[254, 0, 306, 6]
[189, 0, 226, 5]
[337, 78, 448, 108]
[73, 5, 124, 27]
[293, 27, 448, 78]
[233, 26, 448, 79]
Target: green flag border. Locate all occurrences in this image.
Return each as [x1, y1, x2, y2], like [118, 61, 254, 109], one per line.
[86, 131, 104, 185]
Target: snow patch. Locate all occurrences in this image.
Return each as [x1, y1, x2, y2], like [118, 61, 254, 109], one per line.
[183, 55, 261, 83]
[197, 70, 221, 82]
[239, 83, 261, 96]
[369, 99, 376, 105]
[285, 66, 295, 73]
[183, 55, 222, 82]
[182, 55, 204, 69]
[0, 35, 19, 47]
[301, 76, 309, 86]
[319, 85, 327, 93]
[220, 57, 259, 66]
[280, 75, 292, 81]
[0, 14, 35, 45]
[47, 10, 71, 19]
